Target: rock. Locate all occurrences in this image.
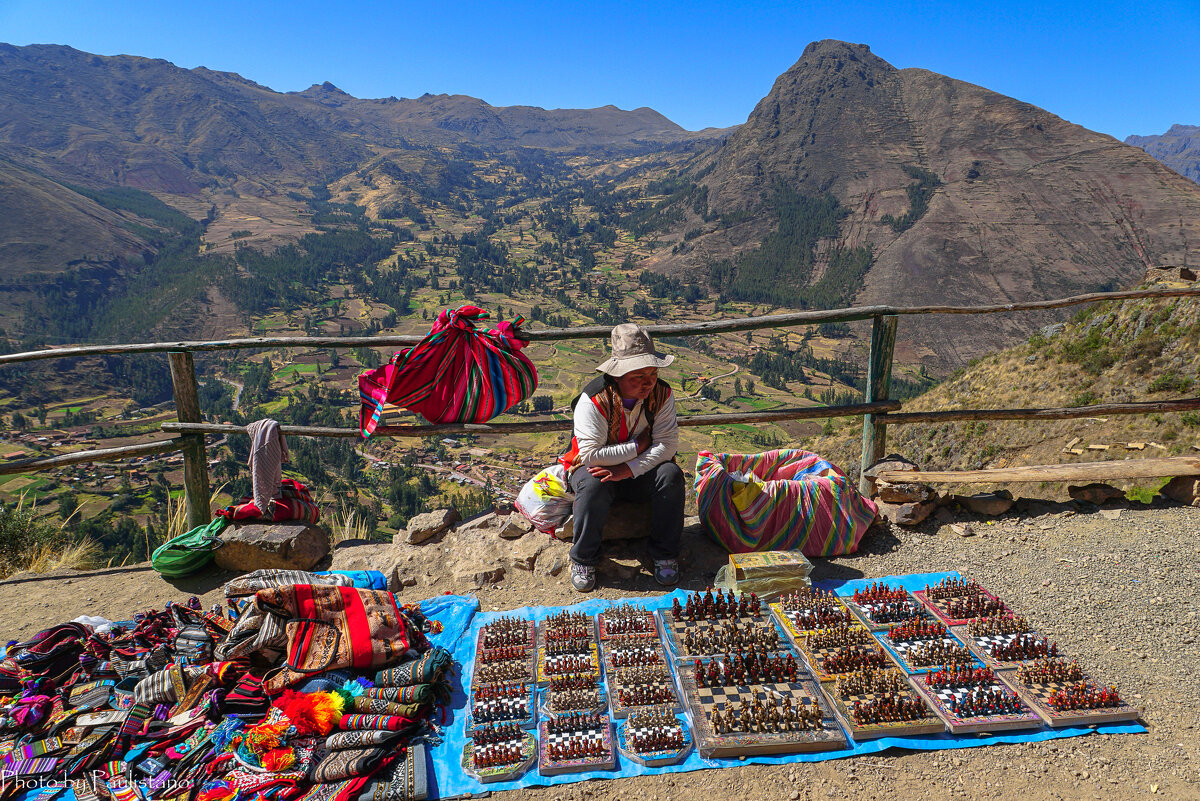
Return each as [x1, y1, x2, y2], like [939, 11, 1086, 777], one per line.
[454, 564, 505, 588]
[552, 501, 653, 542]
[875, 498, 938, 526]
[404, 508, 461, 545]
[391, 567, 419, 588]
[1099, 509, 1122, 520]
[455, 513, 501, 534]
[599, 557, 640, 581]
[950, 523, 976, 537]
[215, 522, 331, 572]
[933, 506, 956, 524]
[1068, 483, 1125, 505]
[499, 514, 533, 540]
[863, 454, 919, 478]
[958, 490, 1014, 516]
[875, 480, 936, 504]
[1039, 322, 1066, 339]
[1160, 476, 1200, 507]
[504, 533, 551, 572]
[535, 550, 570, 578]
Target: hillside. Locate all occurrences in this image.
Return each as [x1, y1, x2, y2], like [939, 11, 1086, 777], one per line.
[652, 40, 1200, 369]
[807, 272, 1200, 497]
[1126, 124, 1200, 184]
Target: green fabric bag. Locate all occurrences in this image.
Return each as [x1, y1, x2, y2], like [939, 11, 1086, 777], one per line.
[151, 518, 227, 577]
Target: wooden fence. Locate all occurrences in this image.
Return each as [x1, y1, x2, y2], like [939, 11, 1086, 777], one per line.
[3, 286, 1200, 530]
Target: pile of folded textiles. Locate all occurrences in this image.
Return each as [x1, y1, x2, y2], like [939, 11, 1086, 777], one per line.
[0, 569, 453, 801]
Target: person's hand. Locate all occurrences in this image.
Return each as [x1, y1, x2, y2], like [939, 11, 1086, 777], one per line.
[588, 463, 634, 482]
[635, 429, 653, 454]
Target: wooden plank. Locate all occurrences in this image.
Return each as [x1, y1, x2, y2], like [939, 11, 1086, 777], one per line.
[878, 456, 1200, 484]
[168, 352, 211, 529]
[883, 397, 1200, 425]
[0, 439, 185, 476]
[860, 315, 897, 496]
[3, 287, 1199, 365]
[160, 400, 904, 439]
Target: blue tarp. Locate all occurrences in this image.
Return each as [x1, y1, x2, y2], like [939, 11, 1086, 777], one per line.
[425, 571, 1146, 799]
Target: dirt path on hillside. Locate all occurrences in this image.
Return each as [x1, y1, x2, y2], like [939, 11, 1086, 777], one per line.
[3, 502, 1197, 800]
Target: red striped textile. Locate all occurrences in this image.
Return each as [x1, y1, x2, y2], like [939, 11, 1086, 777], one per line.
[358, 306, 537, 437]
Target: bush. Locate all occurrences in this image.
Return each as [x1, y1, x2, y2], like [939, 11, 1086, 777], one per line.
[1148, 372, 1193, 394]
[0, 501, 61, 576]
[1068, 390, 1099, 407]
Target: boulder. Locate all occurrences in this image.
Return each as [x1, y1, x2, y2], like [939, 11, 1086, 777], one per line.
[957, 490, 1014, 516]
[552, 501, 653, 542]
[1067, 483, 1125, 505]
[499, 514, 533, 540]
[535, 550, 570, 578]
[875, 498, 938, 527]
[403, 508, 461, 545]
[1160, 476, 1200, 507]
[455, 513, 502, 535]
[215, 522, 331, 572]
[875, 480, 936, 504]
[863, 454, 919, 478]
[454, 564, 506, 589]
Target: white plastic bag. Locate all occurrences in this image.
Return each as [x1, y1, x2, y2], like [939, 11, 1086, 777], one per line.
[514, 463, 575, 533]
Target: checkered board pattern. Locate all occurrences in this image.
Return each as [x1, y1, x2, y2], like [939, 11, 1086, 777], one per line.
[544, 682, 608, 716]
[677, 664, 846, 757]
[661, 613, 787, 660]
[598, 611, 659, 640]
[1011, 678, 1142, 728]
[536, 643, 601, 684]
[603, 638, 681, 717]
[608, 676, 681, 718]
[536, 718, 617, 775]
[910, 675, 1042, 734]
[913, 588, 1008, 627]
[476, 621, 537, 652]
[818, 677, 946, 740]
[617, 715, 693, 767]
[877, 630, 983, 675]
[604, 643, 665, 668]
[461, 730, 536, 783]
[792, 634, 894, 683]
[466, 685, 535, 732]
[956, 628, 1052, 669]
[769, 600, 854, 639]
[469, 648, 536, 689]
[844, 596, 932, 631]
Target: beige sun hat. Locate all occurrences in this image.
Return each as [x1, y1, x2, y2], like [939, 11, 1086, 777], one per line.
[596, 323, 675, 377]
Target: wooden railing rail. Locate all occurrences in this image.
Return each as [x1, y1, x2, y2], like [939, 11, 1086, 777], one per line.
[3, 286, 1199, 529]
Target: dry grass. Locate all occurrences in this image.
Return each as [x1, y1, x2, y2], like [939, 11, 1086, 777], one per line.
[26, 537, 103, 573]
[331, 505, 371, 544]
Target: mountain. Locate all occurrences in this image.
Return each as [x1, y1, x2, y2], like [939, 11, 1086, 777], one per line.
[1126, 124, 1200, 184]
[653, 41, 1200, 368]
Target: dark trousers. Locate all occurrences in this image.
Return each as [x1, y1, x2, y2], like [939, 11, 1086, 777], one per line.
[568, 461, 685, 566]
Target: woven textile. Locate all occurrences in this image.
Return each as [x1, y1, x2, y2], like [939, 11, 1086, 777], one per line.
[324, 730, 402, 751]
[362, 685, 435, 706]
[352, 697, 409, 717]
[372, 648, 450, 688]
[694, 449, 878, 557]
[358, 306, 536, 436]
[311, 746, 387, 782]
[254, 586, 419, 692]
[352, 744, 426, 801]
[338, 714, 413, 732]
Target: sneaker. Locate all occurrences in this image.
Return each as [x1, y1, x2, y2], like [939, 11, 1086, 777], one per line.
[570, 561, 596, 593]
[653, 559, 680, 586]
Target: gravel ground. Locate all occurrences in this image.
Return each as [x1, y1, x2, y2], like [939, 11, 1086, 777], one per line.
[2, 500, 1197, 801]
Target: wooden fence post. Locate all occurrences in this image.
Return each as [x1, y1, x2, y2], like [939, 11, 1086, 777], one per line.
[859, 315, 898, 497]
[168, 351, 212, 530]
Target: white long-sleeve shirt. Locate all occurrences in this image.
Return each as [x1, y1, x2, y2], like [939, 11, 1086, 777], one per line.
[571, 388, 679, 478]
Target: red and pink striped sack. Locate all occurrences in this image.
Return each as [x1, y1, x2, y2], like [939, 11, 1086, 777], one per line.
[358, 306, 537, 437]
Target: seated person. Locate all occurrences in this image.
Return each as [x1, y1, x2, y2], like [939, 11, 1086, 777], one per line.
[558, 323, 685, 592]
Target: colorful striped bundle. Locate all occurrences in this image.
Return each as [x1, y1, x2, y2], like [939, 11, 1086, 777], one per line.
[694, 449, 878, 557]
[358, 305, 537, 437]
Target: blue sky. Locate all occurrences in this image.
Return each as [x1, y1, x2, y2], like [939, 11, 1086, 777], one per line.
[2, 0, 1196, 139]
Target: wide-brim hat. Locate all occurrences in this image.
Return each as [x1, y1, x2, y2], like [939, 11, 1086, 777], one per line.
[596, 323, 675, 377]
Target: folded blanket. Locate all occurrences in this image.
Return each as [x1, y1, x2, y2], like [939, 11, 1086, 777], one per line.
[352, 697, 409, 717]
[312, 746, 387, 783]
[324, 730, 402, 751]
[352, 744, 427, 801]
[361, 685, 435, 706]
[338, 714, 414, 732]
[373, 649, 451, 688]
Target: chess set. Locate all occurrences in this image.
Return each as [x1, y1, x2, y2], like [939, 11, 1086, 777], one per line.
[461, 579, 1142, 782]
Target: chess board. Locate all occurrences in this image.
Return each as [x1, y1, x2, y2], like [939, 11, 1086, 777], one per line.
[660, 611, 786, 660]
[677, 664, 846, 757]
[877, 630, 982, 675]
[769, 599, 854, 639]
[543, 682, 608, 716]
[536, 718, 617, 775]
[603, 639, 681, 717]
[910, 674, 1042, 734]
[598, 610, 659, 640]
[461, 729, 537, 783]
[476, 620, 537, 653]
[818, 676, 946, 740]
[792, 630, 896, 683]
[617, 713, 693, 767]
[954, 627, 1055, 669]
[536, 643, 601, 684]
[913, 587, 1007, 627]
[843, 595, 932, 632]
[470, 647, 537, 689]
[466, 683, 536, 731]
[1010, 676, 1141, 728]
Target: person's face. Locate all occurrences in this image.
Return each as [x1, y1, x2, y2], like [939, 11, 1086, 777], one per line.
[616, 367, 658, 400]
